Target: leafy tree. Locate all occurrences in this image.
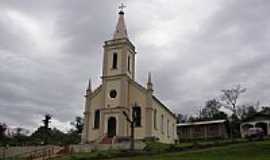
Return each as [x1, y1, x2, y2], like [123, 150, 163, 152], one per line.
[70, 116, 84, 134]
[12, 128, 30, 146]
[0, 122, 7, 139]
[261, 106, 270, 115]
[31, 127, 76, 145]
[43, 114, 52, 130]
[176, 114, 188, 123]
[237, 104, 258, 120]
[0, 123, 8, 146]
[188, 116, 198, 122]
[200, 99, 227, 121]
[43, 114, 52, 144]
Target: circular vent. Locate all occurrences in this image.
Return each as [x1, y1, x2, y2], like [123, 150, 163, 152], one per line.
[109, 90, 117, 98]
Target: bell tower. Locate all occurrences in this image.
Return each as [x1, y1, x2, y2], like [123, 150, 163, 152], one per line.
[102, 5, 136, 110]
[102, 7, 136, 80]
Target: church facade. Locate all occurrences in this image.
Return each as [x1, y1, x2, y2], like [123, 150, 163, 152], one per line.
[81, 10, 177, 144]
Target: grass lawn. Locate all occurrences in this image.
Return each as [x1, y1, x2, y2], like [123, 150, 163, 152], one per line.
[58, 140, 270, 160]
[113, 140, 270, 160]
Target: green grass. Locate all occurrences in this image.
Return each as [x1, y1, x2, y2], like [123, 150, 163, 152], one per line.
[56, 140, 270, 160]
[113, 140, 270, 160]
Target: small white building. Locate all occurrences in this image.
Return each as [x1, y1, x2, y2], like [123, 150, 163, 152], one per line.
[177, 120, 228, 140]
[240, 113, 270, 138]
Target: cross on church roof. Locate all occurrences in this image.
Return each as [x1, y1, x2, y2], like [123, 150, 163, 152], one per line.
[118, 3, 126, 13]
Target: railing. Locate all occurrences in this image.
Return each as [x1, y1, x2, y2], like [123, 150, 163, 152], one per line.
[2, 146, 64, 160]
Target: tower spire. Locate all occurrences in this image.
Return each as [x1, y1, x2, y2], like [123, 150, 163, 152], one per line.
[113, 3, 128, 39]
[87, 78, 92, 92]
[147, 72, 153, 90]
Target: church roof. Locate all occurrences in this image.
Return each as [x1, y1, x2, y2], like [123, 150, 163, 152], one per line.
[152, 95, 176, 118]
[129, 79, 176, 118]
[113, 11, 128, 39]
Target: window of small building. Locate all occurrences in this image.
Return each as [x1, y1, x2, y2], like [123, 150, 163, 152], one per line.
[161, 115, 164, 134]
[209, 125, 217, 131]
[112, 53, 118, 69]
[94, 110, 100, 129]
[172, 123, 175, 137]
[132, 107, 141, 127]
[167, 119, 170, 137]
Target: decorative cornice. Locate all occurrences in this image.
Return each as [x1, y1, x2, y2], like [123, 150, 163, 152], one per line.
[104, 38, 135, 51]
[86, 85, 103, 99]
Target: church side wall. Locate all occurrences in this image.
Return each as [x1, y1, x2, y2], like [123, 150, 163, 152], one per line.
[88, 88, 105, 142]
[152, 100, 177, 144]
[104, 79, 122, 108]
[128, 83, 147, 139]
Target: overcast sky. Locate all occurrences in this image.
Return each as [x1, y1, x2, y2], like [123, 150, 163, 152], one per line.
[1, 0, 270, 131]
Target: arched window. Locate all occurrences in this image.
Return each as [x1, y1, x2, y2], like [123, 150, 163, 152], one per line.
[112, 53, 118, 69]
[132, 107, 141, 127]
[172, 123, 175, 137]
[161, 115, 164, 134]
[94, 110, 100, 129]
[167, 119, 170, 137]
[154, 109, 157, 129]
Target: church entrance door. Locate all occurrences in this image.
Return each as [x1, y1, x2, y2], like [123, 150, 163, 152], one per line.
[107, 117, 116, 138]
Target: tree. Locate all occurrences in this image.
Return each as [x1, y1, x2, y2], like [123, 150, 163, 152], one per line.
[43, 114, 52, 129]
[42, 114, 52, 144]
[220, 84, 246, 117]
[0, 122, 7, 139]
[13, 128, 30, 145]
[122, 103, 141, 151]
[67, 116, 84, 144]
[261, 106, 270, 115]
[237, 104, 258, 120]
[201, 99, 227, 120]
[70, 116, 84, 134]
[31, 127, 74, 145]
[220, 85, 246, 139]
[176, 113, 188, 123]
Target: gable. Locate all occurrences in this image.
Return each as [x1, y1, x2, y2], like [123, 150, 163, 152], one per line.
[128, 79, 176, 119]
[128, 80, 147, 107]
[89, 84, 105, 110]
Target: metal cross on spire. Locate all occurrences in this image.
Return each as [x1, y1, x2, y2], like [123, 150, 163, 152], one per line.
[118, 3, 126, 12]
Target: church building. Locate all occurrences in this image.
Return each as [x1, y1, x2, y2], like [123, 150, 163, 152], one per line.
[81, 8, 177, 144]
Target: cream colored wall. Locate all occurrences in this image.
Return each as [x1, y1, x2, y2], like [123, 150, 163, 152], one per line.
[128, 82, 147, 139]
[103, 39, 135, 80]
[85, 82, 177, 144]
[152, 100, 177, 144]
[88, 88, 105, 142]
[104, 79, 121, 108]
[122, 47, 134, 78]
[105, 49, 123, 76]
[127, 82, 176, 144]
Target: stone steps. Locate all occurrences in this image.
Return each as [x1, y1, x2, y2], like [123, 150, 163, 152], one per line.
[100, 137, 113, 144]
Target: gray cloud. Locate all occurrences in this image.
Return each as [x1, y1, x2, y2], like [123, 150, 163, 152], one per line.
[0, 0, 270, 130]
